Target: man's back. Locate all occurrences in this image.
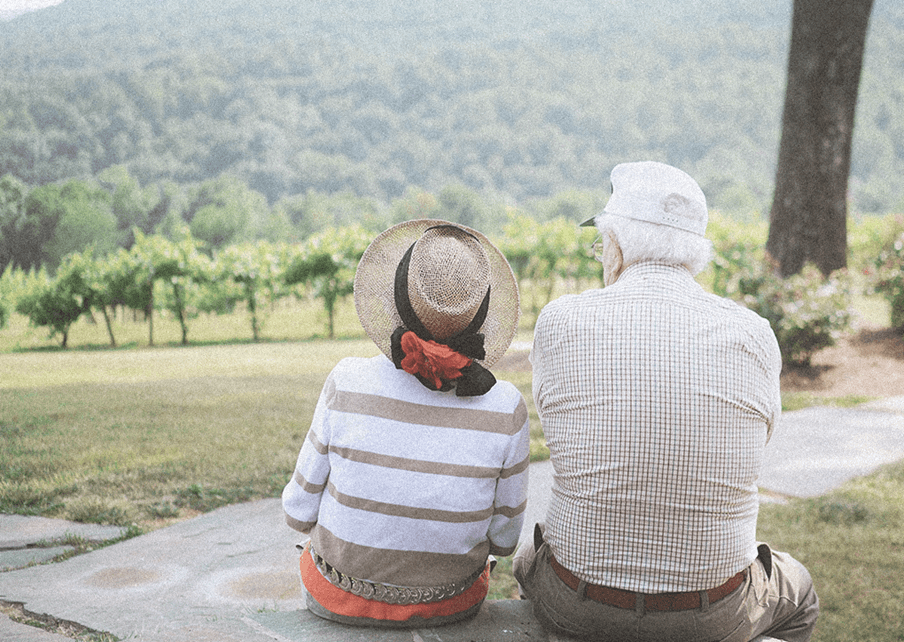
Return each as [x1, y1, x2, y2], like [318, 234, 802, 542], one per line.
[531, 262, 782, 593]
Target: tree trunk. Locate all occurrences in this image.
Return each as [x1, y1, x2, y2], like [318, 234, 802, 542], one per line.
[247, 285, 260, 342]
[100, 304, 117, 347]
[766, 0, 874, 277]
[173, 282, 188, 345]
[147, 297, 154, 347]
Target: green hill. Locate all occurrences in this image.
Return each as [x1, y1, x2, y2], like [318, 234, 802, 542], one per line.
[1, 0, 903, 214]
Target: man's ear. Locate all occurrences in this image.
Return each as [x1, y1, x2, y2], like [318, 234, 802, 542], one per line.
[603, 231, 624, 286]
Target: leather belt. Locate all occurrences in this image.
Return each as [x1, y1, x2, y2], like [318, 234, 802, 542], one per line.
[549, 555, 746, 611]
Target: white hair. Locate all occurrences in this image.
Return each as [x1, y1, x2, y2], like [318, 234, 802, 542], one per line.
[595, 214, 713, 276]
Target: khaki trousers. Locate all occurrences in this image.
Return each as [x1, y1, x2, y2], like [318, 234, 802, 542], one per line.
[513, 525, 819, 642]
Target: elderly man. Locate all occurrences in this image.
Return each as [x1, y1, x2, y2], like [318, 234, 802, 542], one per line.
[514, 162, 819, 642]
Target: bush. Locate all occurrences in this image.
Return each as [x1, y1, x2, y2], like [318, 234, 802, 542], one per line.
[14, 269, 85, 348]
[284, 226, 371, 338]
[735, 262, 852, 368]
[870, 231, 904, 331]
[849, 213, 904, 274]
[708, 221, 852, 367]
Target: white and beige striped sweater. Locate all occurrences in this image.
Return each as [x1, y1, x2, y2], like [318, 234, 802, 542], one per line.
[283, 355, 530, 588]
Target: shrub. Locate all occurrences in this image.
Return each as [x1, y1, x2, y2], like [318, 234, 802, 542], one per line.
[706, 213, 852, 367]
[213, 242, 291, 341]
[849, 213, 904, 274]
[870, 231, 904, 331]
[734, 262, 852, 368]
[284, 226, 371, 338]
[0, 266, 11, 330]
[700, 211, 768, 297]
[14, 268, 84, 348]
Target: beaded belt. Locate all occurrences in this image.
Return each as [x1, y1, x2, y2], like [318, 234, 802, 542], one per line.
[309, 545, 484, 605]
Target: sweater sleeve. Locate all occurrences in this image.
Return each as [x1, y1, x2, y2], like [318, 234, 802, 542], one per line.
[487, 395, 530, 556]
[282, 373, 336, 533]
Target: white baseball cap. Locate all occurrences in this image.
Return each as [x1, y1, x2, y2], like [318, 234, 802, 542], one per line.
[581, 161, 708, 236]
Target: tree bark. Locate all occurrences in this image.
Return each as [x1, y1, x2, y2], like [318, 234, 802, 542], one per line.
[766, 0, 874, 277]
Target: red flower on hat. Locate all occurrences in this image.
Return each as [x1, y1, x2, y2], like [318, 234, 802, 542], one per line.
[399, 331, 472, 389]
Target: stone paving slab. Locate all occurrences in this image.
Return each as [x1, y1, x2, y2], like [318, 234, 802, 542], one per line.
[0, 547, 75, 572]
[0, 614, 74, 642]
[861, 396, 904, 413]
[245, 602, 782, 642]
[0, 515, 127, 550]
[247, 600, 547, 642]
[0, 499, 303, 642]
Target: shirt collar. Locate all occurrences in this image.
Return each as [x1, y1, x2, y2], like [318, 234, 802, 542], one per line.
[616, 261, 694, 283]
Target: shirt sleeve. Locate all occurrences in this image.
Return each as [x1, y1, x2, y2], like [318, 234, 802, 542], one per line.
[529, 310, 549, 417]
[487, 395, 531, 556]
[763, 327, 783, 444]
[282, 372, 335, 533]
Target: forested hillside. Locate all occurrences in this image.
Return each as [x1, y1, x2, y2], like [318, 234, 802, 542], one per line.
[1, 0, 903, 230]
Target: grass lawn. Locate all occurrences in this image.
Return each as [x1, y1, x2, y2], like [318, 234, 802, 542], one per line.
[2, 335, 903, 639]
[757, 463, 904, 642]
[0, 330, 545, 524]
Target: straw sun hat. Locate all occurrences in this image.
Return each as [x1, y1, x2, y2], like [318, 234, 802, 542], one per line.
[354, 220, 520, 396]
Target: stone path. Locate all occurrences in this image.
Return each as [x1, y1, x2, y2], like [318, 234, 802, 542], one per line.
[2, 397, 903, 641]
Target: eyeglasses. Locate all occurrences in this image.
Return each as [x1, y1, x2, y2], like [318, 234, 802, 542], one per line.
[590, 235, 606, 262]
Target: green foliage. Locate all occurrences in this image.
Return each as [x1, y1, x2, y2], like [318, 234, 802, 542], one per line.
[496, 213, 601, 318]
[213, 241, 290, 341]
[13, 249, 125, 348]
[0, 264, 19, 329]
[735, 261, 852, 368]
[285, 226, 372, 338]
[186, 177, 269, 250]
[705, 214, 852, 367]
[275, 190, 389, 240]
[25, 180, 117, 272]
[703, 211, 769, 297]
[1, 215, 896, 355]
[869, 230, 904, 331]
[849, 213, 904, 272]
[97, 165, 165, 247]
[435, 184, 489, 231]
[57, 250, 120, 347]
[0, 0, 901, 216]
[388, 189, 441, 226]
[0, 173, 29, 272]
[14, 265, 83, 348]
[131, 229, 211, 345]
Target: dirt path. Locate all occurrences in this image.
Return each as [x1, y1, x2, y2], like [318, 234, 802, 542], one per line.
[780, 326, 904, 398]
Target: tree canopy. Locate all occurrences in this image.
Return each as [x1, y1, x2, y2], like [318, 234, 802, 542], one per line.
[1, 0, 903, 220]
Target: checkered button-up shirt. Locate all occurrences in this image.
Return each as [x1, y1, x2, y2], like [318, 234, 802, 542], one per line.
[531, 262, 781, 593]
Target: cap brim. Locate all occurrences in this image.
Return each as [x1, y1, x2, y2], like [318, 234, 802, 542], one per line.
[579, 216, 597, 227]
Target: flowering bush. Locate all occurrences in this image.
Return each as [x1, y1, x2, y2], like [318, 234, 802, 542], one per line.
[738, 264, 852, 368]
[709, 231, 852, 367]
[871, 232, 904, 331]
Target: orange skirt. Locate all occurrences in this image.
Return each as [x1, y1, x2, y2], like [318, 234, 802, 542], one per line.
[299, 544, 490, 624]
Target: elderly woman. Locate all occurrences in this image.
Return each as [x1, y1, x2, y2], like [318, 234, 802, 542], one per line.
[283, 220, 530, 628]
